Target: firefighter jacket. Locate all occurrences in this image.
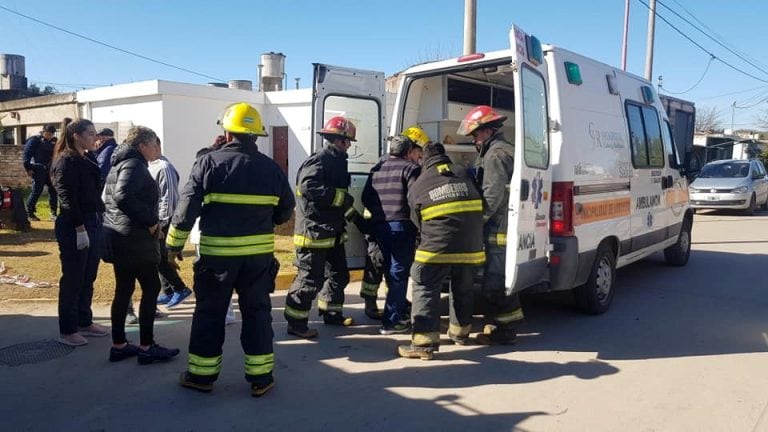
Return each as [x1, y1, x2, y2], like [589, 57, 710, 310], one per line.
[407, 153, 485, 265]
[293, 143, 353, 248]
[166, 138, 295, 257]
[474, 132, 514, 247]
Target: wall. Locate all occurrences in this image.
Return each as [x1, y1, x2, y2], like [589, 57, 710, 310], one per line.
[0, 144, 29, 187]
[262, 89, 312, 185]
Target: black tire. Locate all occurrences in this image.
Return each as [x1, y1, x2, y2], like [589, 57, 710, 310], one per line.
[744, 194, 757, 216]
[761, 195, 768, 210]
[664, 216, 692, 267]
[575, 243, 616, 315]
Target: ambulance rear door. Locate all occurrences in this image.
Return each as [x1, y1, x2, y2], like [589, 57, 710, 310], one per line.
[311, 63, 386, 268]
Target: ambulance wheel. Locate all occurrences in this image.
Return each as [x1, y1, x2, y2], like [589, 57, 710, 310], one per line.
[575, 243, 616, 315]
[664, 216, 692, 267]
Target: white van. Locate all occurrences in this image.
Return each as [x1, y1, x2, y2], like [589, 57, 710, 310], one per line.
[310, 25, 693, 314]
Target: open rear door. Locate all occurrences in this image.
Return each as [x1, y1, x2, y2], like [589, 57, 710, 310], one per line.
[505, 26, 552, 293]
[312, 63, 385, 269]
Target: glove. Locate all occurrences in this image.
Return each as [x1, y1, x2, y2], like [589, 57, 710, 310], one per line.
[344, 206, 358, 222]
[167, 250, 183, 271]
[342, 192, 354, 210]
[75, 229, 90, 250]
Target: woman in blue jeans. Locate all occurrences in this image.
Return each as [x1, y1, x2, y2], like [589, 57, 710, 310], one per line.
[50, 118, 109, 346]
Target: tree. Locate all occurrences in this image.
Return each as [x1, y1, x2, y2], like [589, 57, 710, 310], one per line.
[27, 84, 57, 96]
[695, 106, 723, 133]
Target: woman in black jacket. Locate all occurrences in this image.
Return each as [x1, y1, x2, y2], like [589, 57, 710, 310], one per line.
[102, 126, 179, 364]
[51, 118, 109, 346]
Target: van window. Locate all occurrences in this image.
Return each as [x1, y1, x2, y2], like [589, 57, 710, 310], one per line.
[447, 78, 515, 111]
[323, 95, 381, 171]
[521, 66, 549, 169]
[661, 120, 679, 167]
[626, 102, 664, 168]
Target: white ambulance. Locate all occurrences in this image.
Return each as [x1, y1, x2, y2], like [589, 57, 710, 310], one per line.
[310, 25, 693, 314]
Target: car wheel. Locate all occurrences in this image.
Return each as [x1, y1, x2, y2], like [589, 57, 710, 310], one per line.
[761, 195, 768, 210]
[664, 216, 692, 267]
[575, 243, 616, 315]
[744, 194, 757, 216]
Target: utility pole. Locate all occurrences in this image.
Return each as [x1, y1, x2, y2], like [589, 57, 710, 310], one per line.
[644, 0, 657, 80]
[463, 0, 476, 55]
[621, 0, 630, 71]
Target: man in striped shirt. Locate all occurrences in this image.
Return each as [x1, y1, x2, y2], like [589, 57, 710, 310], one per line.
[362, 135, 422, 334]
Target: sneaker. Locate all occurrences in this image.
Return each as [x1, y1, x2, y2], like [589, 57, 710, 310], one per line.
[166, 288, 193, 309]
[156, 292, 174, 305]
[154, 308, 166, 319]
[398, 344, 437, 360]
[379, 321, 411, 335]
[321, 311, 354, 327]
[28, 213, 40, 222]
[78, 323, 110, 337]
[251, 376, 275, 398]
[287, 324, 319, 339]
[126, 311, 139, 325]
[447, 330, 473, 346]
[475, 325, 517, 346]
[137, 344, 180, 365]
[58, 333, 88, 346]
[179, 372, 213, 393]
[109, 343, 140, 362]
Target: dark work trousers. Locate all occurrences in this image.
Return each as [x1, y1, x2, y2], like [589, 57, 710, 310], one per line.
[111, 262, 161, 346]
[26, 167, 57, 216]
[377, 221, 416, 326]
[55, 212, 102, 335]
[359, 234, 384, 300]
[158, 224, 188, 295]
[284, 241, 349, 327]
[410, 263, 475, 347]
[482, 244, 524, 329]
[187, 255, 276, 385]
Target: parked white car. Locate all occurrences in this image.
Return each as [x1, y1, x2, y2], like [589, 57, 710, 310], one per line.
[689, 159, 768, 215]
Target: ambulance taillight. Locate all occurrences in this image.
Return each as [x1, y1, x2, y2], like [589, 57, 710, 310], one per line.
[550, 182, 574, 236]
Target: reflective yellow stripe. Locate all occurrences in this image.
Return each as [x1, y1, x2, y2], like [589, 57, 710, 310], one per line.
[293, 235, 336, 249]
[200, 234, 274, 246]
[487, 233, 507, 246]
[496, 308, 524, 324]
[166, 225, 190, 248]
[317, 299, 343, 312]
[284, 305, 310, 319]
[188, 353, 222, 376]
[203, 193, 279, 206]
[414, 250, 486, 265]
[331, 188, 348, 207]
[420, 199, 483, 221]
[413, 332, 440, 346]
[344, 207, 357, 219]
[363, 208, 372, 219]
[448, 323, 472, 337]
[199, 244, 274, 256]
[360, 281, 380, 297]
[244, 353, 274, 376]
[436, 163, 451, 174]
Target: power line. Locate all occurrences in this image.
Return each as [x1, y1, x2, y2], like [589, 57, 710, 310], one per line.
[656, 0, 768, 79]
[0, 5, 226, 82]
[660, 55, 713, 94]
[635, 0, 768, 84]
[698, 85, 768, 101]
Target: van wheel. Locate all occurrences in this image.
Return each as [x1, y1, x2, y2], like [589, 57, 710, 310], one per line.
[575, 244, 616, 315]
[664, 216, 692, 267]
[744, 194, 757, 216]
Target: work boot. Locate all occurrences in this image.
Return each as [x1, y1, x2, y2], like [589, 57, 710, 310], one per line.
[321, 311, 354, 327]
[446, 330, 473, 346]
[287, 324, 319, 339]
[250, 376, 275, 398]
[179, 372, 213, 393]
[364, 298, 383, 320]
[397, 344, 438, 361]
[28, 213, 40, 222]
[475, 324, 517, 346]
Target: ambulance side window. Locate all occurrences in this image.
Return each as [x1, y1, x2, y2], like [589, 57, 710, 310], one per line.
[626, 102, 664, 169]
[627, 105, 648, 167]
[661, 120, 680, 168]
[521, 65, 549, 169]
[324, 95, 381, 172]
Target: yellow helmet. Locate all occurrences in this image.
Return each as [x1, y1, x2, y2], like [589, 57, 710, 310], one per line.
[401, 125, 431, 147]
[218, 102, 268, 136]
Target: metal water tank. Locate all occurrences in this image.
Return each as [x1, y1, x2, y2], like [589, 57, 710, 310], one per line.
[207, 82, 228, 88]
[260, 52, 285, 91]
[228, 80, 253, 91]
[0, 54, 25, 76]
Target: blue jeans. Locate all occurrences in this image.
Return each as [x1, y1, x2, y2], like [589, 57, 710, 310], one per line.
[377, 220, 416, 326]
[55, 212, 102, 334]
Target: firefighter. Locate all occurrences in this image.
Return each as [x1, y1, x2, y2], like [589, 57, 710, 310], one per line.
[357, 126, 429, 320]
[285, 116, 358, 338]
[458, 105, 523, 345]
[398, 143, 485, 360]
[168, 102, 295, 397]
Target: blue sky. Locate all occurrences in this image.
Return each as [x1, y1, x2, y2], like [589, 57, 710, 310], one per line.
[2, 0, 767, 129]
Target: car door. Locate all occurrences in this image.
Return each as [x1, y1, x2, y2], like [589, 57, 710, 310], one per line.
[311, 63, 385, 268]
[505, 26, 552, 293]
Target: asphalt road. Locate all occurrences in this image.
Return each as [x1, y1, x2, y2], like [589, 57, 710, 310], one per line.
[1, 209, 766, 431]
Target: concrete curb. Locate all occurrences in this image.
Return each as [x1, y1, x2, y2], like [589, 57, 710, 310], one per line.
[275, 270, 363, 291]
